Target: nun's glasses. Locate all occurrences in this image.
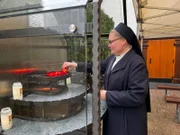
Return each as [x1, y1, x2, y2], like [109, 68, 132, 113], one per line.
[108, 37, 122, 44]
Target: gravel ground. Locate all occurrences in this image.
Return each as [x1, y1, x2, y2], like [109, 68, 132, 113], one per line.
[148, 89, 180, 135]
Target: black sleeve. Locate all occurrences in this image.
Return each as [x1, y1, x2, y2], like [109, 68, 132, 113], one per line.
[76, 55, 113, 74]
[76, 62, 92, 73]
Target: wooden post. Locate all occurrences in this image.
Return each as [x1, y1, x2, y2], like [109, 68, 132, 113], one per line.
[173, 39, 180, 83]
[142, 39, 149, 63]
[177, 104, 180, 123]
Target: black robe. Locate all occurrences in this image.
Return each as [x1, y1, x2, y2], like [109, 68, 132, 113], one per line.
[77, 49, 150, 135]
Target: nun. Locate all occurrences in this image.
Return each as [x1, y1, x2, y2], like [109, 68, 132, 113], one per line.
[62, 22, 151, 135]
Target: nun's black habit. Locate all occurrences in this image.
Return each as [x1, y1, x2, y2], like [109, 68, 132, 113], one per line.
[77, 23, 150, 135]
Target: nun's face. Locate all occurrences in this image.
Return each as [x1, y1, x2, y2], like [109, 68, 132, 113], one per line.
[108, 33, 126, 55]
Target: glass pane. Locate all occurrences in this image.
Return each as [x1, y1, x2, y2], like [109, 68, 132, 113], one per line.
[0, 8, 86, 34]
[0, 3, 90, 135]
[0, 0, 42, 13]
[0, 0, 88, 18]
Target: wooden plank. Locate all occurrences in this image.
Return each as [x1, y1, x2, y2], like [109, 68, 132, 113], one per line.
[165, 96, 180, 103]
[164, 95, 180, 123]
[174, 40, 180, 83]
[157, 85, 180, 90]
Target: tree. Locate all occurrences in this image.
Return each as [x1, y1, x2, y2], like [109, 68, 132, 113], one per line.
[68, 4, 114, 62]
[86, 4, 114, 33]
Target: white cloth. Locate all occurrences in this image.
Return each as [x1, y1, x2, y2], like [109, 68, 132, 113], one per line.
[111, 47, 132, 70]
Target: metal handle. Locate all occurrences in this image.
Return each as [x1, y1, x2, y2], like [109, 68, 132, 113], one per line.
[149, 58, 152, 64]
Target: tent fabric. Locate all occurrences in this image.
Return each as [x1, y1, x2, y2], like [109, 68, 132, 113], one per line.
[133, 0, 180, 39]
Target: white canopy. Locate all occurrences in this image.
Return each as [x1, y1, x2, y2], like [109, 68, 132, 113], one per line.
[133, 0, 180, 39]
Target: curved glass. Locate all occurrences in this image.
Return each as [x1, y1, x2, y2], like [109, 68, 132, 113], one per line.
[0, 0, 88, 18]
[0, 1, 92, 135]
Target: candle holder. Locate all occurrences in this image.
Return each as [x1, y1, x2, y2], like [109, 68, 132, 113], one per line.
[12, 82, 23, 100]
[0, 107, 12, 130]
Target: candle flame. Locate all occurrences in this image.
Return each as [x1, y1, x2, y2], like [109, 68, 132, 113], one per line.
[0, 68, 38, 74]
[46, 68, 68, 77]
[33, 87, 57, 91]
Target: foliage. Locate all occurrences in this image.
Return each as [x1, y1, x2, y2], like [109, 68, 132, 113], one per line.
[68, 3, 114, 62]
[86, 4, 114, 33]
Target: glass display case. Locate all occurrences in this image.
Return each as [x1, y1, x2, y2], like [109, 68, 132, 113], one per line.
[0, 0, 106, 135]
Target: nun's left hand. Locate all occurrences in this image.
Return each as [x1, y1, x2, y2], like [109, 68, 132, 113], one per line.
[100, 90, 107, 100]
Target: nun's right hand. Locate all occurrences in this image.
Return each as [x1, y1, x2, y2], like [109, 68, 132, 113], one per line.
[62, 62, 77, 71]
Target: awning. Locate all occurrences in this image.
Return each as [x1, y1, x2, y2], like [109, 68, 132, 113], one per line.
[133, 0, 180, 39]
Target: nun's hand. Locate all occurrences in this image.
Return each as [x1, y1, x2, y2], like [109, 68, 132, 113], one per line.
[62, 62, 77, 71]
[100, 90, 106, 100]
